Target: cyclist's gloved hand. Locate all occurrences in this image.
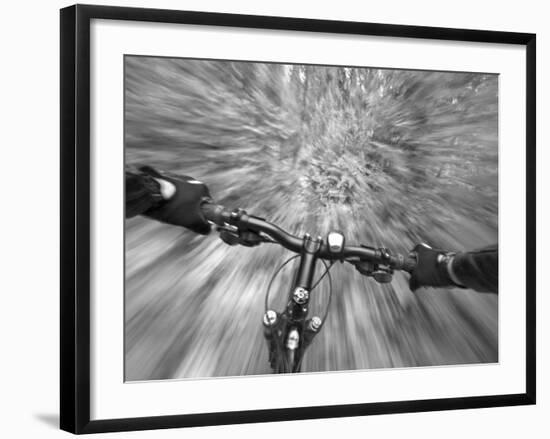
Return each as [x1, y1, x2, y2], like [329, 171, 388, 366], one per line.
[139, 165, 212, 235]
[408, 243, 455, 291]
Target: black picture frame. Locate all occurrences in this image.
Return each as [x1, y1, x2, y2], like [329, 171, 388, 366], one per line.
[60, 4, 536, 434]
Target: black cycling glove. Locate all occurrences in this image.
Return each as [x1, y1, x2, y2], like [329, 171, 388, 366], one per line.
[139, 166, 212, 235]
[408, 243, 457, 291]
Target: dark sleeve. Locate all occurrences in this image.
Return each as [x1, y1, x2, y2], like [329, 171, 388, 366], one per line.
[125, 169, 162, 218]
[451, 245, 498, 294]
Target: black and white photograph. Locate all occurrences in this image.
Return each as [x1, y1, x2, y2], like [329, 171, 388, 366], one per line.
[124, 56, 499, 381]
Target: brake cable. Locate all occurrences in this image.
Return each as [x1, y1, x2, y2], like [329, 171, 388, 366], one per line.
[265, 254, 300, 312]
[310, 259, 334, 332]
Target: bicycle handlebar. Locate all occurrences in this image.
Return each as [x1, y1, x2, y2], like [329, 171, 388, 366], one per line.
[201, 201, 416, 273]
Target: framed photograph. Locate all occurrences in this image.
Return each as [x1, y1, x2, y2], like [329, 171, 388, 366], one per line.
[60, 4, 536, 434]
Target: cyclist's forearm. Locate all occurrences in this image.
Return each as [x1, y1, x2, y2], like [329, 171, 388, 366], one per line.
[126, 171, 156, 217]
[448, 246, 498, 294]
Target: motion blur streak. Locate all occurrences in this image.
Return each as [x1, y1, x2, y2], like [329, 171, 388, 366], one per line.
[124, 57, 498, 380]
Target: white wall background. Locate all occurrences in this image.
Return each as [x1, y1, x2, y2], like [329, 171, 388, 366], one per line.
[0, 0, 546, 437]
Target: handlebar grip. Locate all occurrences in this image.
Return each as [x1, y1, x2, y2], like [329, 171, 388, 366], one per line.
[390, 253, 417, 273]
[200, 200, 227, 226]
[401, 255, 417, 273]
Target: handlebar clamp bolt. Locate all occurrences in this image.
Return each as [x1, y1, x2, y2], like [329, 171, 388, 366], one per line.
[292, 287, 309, 305]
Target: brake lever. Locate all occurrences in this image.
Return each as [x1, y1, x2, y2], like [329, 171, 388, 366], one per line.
[347, 247, 394, 284]
[351, 260, 393, 283]
[238, 230, 264, 247]
[216, 224, 264, 247]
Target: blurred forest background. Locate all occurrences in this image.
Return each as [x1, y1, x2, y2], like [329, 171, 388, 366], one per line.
[125, 56, 498, 381]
